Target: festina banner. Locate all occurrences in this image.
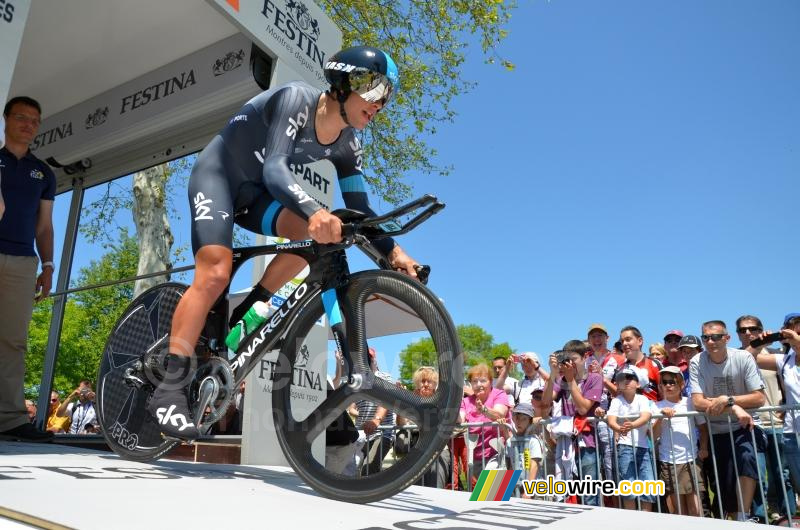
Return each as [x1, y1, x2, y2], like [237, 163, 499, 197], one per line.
[0, 0, 31, 112]
[29, 33, 258, 164]
[206, 0, 341, 89]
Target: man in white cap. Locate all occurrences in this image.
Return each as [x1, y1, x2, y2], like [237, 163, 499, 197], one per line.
[496, 352, 549, 407]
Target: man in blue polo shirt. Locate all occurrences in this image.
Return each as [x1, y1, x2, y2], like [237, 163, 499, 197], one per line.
[0, 96, 56, 442]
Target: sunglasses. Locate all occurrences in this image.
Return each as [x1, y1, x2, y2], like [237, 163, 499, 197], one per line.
[661, 378, 678, 386]
[349, 69, 394, 105]
[701, 333, 726, 342]
[664, 336, 681, 343]
[737, 326, 762, 334]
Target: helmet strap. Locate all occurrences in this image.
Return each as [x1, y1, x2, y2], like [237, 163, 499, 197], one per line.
[336, 90, 351, 127]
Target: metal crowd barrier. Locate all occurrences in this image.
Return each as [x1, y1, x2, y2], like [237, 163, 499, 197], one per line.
[363, 403, 800, 525]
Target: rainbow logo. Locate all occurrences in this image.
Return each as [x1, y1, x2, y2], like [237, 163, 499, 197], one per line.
[469, 470, 522, 501]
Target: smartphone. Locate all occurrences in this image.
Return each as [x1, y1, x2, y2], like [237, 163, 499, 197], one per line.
[750, 332, 784, 348]
[510, 354, 522, 363]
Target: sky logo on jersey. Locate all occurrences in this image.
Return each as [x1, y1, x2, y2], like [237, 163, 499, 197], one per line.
[287, 183, 314, 204]
[286, 105, 309, 140]
[193, 192, 213, 221]
[470, 470, 522, 501]
[349, 137, 363, 171]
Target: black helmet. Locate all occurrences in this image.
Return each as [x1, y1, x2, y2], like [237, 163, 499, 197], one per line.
[324, 45, 399, 106]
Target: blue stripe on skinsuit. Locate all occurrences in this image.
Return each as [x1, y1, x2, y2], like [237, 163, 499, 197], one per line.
[339, 174, 366, 193]
[261, 200, 282, 236]
[321, 289, 342, 326]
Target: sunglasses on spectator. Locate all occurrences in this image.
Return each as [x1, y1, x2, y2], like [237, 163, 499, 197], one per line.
[664, 336, 681, 343]
[701, 333, 726, 342]
[661, 378, 678, 386]
[737, 326, 762, 333]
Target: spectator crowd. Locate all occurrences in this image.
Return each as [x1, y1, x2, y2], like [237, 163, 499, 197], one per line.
[367, 313, 800, 526]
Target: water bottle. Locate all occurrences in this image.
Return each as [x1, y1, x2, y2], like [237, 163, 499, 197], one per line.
[225, 300, 270, 350]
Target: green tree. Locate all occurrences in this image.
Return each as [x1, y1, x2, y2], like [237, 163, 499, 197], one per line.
[321, 0, 516, 202]
[26, 230, 139, 398]
[398, 323, 517, 384]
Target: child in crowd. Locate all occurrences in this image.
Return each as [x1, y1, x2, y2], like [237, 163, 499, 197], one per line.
[506, 402, 544, 498]
[652, 366, 709, 517]
[608, 366, 657, 511]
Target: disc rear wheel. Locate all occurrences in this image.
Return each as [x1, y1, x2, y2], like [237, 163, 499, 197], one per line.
[96, 282, 189, 461]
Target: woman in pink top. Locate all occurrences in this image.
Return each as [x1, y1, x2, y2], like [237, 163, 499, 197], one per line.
[459, 364, 510, 477]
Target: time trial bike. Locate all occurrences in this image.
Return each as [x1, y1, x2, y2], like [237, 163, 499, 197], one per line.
[94, 195, 463, 503]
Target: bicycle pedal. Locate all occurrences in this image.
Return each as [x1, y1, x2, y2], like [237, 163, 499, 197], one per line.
[161, 433, 195, 445]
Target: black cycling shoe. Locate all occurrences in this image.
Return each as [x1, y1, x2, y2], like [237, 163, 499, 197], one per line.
[147, 387, 200, 441]
[0, 422, 55, 443]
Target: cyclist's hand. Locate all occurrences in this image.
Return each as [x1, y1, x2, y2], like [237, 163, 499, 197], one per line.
[308, 209, 342, 244]
[388, 246, 419, 279]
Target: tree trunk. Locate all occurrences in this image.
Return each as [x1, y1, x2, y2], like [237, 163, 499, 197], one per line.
[132, 165, 173, 297]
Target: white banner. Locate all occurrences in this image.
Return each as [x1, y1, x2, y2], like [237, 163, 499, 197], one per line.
[206, 0, 341, 89]
[0, 0, 31, 107]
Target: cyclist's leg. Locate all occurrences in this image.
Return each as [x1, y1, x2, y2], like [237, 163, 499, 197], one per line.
[230, 203, 309, 323]
[148, 140, 235, 439]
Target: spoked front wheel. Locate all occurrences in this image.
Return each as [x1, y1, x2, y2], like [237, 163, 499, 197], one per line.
[272, 270, 463, 503]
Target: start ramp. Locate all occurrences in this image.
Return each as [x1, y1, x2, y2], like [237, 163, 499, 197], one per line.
[0, 442, 750, 530]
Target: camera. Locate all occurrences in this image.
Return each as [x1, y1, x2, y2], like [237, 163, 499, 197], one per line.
[556, 351, 572, 365]
[750, 332, 784, 349]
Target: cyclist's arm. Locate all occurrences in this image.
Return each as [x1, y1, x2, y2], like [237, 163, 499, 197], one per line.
[337, 171, 396, 255]
[260, 87, 322, 220]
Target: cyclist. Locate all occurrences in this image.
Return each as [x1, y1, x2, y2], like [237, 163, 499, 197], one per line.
[147, 46, 420, 440]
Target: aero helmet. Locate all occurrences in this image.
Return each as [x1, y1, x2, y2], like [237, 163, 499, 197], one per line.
[324, 46, 398, 123]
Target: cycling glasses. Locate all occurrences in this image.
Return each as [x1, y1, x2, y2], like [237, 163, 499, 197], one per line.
[349, 69, 394, 105]
[701, 333, 726, 342]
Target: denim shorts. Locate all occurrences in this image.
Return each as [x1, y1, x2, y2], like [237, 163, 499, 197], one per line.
[617, 445, 657, 503]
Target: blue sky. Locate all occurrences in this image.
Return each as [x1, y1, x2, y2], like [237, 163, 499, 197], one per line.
[52, 1, 799, 379]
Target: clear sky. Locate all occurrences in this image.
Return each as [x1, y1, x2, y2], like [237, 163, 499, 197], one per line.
[357, 0, 800, 376]
[51, 1, 799, 380]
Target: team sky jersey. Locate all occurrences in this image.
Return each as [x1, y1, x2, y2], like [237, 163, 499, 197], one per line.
[189, 80, 394, 254]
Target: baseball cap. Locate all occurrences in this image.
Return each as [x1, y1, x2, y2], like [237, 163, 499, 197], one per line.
[615, 366, 644, 386]
[678, 335, 702, 349]
[659, 365, 682, 376]
[783, 313, 800, 327]
[664, 329, 685, 340]
[521, 352, 539, 363]
[512, 402, 535, 418]
[588, 323, 608, 335]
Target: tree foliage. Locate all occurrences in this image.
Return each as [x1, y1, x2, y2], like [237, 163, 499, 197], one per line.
[398, 323, 517, 384]
[26, 230, 140, 397]
[319, 0, 516, 203]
